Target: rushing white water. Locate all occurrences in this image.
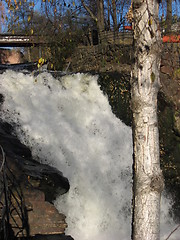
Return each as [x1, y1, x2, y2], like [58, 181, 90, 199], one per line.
[0, 70, 179, 240]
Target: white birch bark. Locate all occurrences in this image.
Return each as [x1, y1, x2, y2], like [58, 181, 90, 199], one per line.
[131, 1, 164, 240]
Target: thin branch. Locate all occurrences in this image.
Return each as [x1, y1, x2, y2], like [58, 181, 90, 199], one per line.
[0, 145, 6, 172]
[164, 224, 180, 240]
[81, 0, 97, 22]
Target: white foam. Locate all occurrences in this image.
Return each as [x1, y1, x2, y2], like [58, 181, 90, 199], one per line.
[0, 70, 179, 240]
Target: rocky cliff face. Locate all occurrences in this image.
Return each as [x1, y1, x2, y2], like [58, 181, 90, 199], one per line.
[160, 43, 180, 137]
[69, 42, 180, 136]
[0, 96, 73, 239]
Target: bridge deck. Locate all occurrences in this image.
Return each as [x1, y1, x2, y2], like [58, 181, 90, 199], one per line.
[0, 34, 45, 47]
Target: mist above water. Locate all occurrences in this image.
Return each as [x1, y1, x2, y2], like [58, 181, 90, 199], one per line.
[0, 70, 179, 240]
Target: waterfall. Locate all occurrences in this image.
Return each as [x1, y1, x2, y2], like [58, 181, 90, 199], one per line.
[0, 70, 179, 240]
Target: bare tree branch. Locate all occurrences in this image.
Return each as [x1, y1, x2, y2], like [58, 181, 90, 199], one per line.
[81, 0, 97, 22]
[165, 224, 180, 240]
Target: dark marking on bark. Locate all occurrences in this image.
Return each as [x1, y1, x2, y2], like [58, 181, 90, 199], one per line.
[133, 0, 144, 8]
[0, 94, 4, 104]
[151, 72, 156, 83]
[139, 47, 143, 53]
[139, 65, 143, 70]
[150, 173, 164, 193]
[149, 28, 155, 38]
[145, 45, 150, 54]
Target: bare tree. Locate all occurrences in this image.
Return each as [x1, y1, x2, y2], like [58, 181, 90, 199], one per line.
[81, 0, 105, 43]
[166, 0, 172, 31]
[107, 0, 111, 29]
[131, 0, 164, 239]
[111, 0, 118, 31]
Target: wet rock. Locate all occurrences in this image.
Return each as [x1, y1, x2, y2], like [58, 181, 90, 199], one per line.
[0, 62, 38, 73]
[160, 65, 173, 75]
[0, 48, 26, 64]
[173, 111, 180, 137]
[0, 119, 72, 238]
[27, 234, 74, 239]
[0, 120, 70, 202]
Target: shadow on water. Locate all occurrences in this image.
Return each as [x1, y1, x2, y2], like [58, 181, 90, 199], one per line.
[158, 92, 180, 223]
[97, 71, 132, 127]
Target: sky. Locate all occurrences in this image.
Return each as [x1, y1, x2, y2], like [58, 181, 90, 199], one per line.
[159, 1, 180, 18]
[1, 0, 180, 33]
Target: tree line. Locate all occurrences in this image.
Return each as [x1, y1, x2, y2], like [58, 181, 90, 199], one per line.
[2, 1, 180, 35]
[0, 1, 179, 69]
[1, 1, 130, 68]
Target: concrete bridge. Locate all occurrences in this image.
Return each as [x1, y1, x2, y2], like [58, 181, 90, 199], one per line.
[0, 34, 45, 47]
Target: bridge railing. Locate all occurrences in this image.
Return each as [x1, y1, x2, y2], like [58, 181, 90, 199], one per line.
[0, 34, 45, 47]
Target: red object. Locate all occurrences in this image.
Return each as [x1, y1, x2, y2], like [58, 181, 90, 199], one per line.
[124, 25, 132, 31]
[163, 35, 180, 43]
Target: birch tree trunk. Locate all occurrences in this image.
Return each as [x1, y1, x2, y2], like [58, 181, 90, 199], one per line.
[131, 1, 164, 239]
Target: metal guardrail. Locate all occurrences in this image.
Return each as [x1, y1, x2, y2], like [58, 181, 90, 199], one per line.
[0, 145, 29, 239]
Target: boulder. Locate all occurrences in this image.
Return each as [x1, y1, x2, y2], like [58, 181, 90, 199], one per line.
[173, 111, 180, 137]
[0, 48, 26, 64]
[0, 121, 70, 202]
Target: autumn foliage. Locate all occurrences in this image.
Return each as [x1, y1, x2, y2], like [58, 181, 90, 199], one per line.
[163, 35, 180, 43]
